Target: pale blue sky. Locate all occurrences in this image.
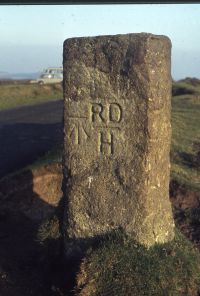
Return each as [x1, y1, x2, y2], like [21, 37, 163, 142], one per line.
[0, 4, 200, 79]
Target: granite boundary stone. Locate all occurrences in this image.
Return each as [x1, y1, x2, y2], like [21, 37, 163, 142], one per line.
[63, 33, 175, 257]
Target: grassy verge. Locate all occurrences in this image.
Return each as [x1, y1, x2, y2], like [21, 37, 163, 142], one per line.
[171, 93, 200, 191]
[172, 80, 200, 96]
[75, 229, 200, 296]
[0, 82, 63, 110]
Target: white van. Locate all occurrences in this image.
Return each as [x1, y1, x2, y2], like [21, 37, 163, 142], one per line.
[31, 67, 63, 84]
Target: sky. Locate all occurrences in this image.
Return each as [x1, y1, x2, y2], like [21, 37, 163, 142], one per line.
[0, 4, 200, 80]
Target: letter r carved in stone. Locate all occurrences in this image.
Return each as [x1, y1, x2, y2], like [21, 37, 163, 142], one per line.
[91, 103, 105, 123]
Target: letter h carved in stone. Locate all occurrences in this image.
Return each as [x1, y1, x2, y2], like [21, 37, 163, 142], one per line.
[90, 102, 122, 155]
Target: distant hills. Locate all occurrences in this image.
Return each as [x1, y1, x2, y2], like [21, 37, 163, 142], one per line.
[0, 71, 41, 80]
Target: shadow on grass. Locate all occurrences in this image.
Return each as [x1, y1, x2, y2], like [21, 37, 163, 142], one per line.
[178, 151, 196, 168]
[0, 122, 63, 178]
[171, 150, 200, 169]
[0, 169, 66, 296]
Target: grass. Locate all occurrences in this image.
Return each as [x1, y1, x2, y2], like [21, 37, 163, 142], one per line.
[0, 82, 63, 110]
[29, 143, 63, 170]
[171, 92, 200, 191]
[37, 214, 61, 244]
[172, 81, 200, 96]
[75, 229, 200, 296]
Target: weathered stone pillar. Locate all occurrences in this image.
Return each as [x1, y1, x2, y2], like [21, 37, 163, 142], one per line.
[63, 33, 175, 256]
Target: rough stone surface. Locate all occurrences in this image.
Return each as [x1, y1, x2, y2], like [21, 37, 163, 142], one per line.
[63, 33, 175, 256]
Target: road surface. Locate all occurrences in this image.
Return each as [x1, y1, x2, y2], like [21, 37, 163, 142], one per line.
[0, 100, 63, 179]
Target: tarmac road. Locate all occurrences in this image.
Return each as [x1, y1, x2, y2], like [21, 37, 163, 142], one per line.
[0, 100, 63, 179]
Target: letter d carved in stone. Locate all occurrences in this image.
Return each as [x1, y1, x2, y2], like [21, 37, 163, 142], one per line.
[109, 103, 122, 123]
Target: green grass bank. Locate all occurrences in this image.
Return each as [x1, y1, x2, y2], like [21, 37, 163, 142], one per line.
[0, 81, 63, 110]
[74, 229, 200, 296]
[171, 80, 200, 192]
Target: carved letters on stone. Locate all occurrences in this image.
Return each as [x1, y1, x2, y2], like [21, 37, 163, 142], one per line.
[67, 102, 123, 155]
